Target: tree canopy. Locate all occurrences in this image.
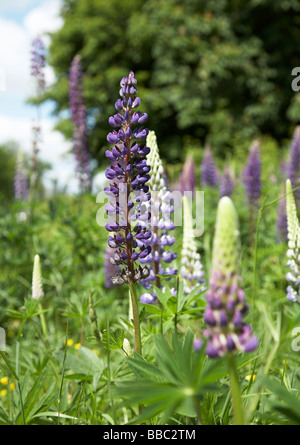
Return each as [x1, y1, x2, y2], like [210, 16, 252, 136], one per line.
[45, 0, 300, 166]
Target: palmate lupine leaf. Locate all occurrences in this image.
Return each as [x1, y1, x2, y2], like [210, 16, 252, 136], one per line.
[115, 329, 226, 424]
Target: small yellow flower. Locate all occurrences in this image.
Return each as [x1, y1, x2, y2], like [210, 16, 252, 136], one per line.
[74, 343, 81, 351]
[0, 389, 7, 397]
[92, 349, 99, 356]
[245, 374, 256, 382]
[0, 377, 8, 385]
[66, 339, 74, 347]
[10, 383, 16, 392]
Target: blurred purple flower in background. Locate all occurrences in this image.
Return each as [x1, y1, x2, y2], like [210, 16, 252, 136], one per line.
[243, 140, 261, 207]
[201, 145, 218, 188]
[287, 126, 300, 204]
[180, 155, 196, 196]
[14, 150, 29, 201]
[69, 55, 91, 192]
[31, 35, 46, 95]
[219, 165, 234, 198]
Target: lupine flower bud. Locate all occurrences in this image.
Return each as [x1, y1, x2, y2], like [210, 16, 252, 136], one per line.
[243, 140, 261, 208]
[14, 150, 29, 201]
[69, 55, 91, 192]
[219, 165, 234, 198]
[287, 127, 300, 204]
[180, 196, 205, 294]
[139, 130, 177, 302]
[32, 254, 44, 300]
[285, 179, 300, 303]
[201, 145, 218, 188]
[204, 197, 258, 358]
[104, 71, 151, 286]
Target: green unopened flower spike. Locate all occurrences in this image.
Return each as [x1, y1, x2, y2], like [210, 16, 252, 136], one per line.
[180, 196, 205, 294]
[32, 254, 44, 300]
[285, 179, 300, 303]
[204, 197, 258, 358]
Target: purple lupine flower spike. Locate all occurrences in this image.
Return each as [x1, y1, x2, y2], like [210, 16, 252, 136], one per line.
[14, 150, 29, 201]
[219, 165, 234, 198]
[243, 140, 261, 246]
[204, 197, 258, 358]
[180, 156, 196, 196]
[287, 126, 300, 204]
[69, 55, 91, 192]
[201, 145, 218, 187]
[139, 131, 177, 303]
[243, 140, 261, 207]
[30, 36, 46, 198]
[31, 35, 46, 95]
[104, 71, 151, 286]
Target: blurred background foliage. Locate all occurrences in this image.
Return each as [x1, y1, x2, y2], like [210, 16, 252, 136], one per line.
[44, 0, 300, 166]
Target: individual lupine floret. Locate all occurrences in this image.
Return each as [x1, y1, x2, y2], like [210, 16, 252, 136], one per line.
[201, 145, 218, 188]
[69, 55, 91, 192]
[32, 254, 44, 300]
[204, 197, 258, 358]
[287, 126, 300, 204]
[138, 130, 177, 303]
[14, 150, 29, 201]
[104, 71, 152, 286]
[285, 179, 300, 303]
[219, 165, 234, 198]
[180, 196, 205, 294]
[104, 244, 119, 288]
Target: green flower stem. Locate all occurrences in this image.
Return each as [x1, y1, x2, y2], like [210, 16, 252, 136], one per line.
[38, 303, 48, 338]
[129, 283, 142, 355]
[226, 353, 245, 425]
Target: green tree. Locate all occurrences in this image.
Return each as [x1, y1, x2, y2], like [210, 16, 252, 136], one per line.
[45, 0, 300, 165]
[0, 142, 18, 202]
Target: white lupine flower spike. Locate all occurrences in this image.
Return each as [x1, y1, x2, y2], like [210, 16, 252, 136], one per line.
[286, 179, 300, 303]
[32, 254, 44, 300]
[180, 196, 206, 294]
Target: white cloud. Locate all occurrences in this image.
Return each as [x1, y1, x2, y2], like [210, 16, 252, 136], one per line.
[23, 0, 63, 39]
[0, 17, 31, 96]
[0, 0, 40, 13]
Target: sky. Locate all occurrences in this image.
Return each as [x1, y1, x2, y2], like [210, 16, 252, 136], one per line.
[0, 0, 83, 194]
